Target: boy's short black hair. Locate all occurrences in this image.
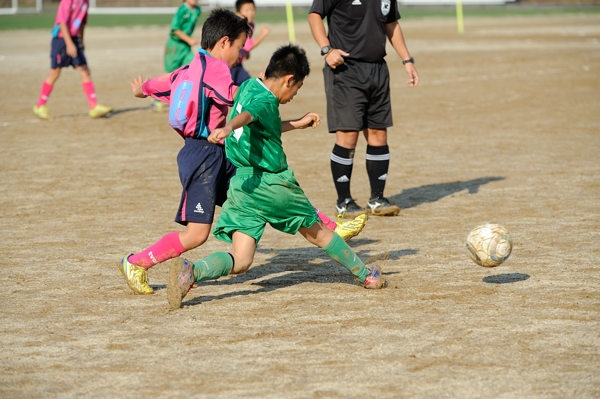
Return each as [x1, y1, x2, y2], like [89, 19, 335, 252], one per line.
[201, 8, 251, 50]
[235, 0, 255, 12]
[264, 44, 310, 83]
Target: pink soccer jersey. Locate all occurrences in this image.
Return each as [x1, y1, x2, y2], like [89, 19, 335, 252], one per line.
[53, 0, 89, 38]
[142, 49, 236, 139]
[243, 36, 255, 54]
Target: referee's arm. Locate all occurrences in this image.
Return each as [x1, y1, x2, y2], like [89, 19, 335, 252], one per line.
[386, 21, 419, 87]
[308, 12, 349, 69]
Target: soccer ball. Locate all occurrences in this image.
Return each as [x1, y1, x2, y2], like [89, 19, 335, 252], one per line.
[466, 223, 512, 267]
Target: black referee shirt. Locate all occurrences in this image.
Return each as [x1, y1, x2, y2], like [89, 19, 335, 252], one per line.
[309, 0, 401, 63]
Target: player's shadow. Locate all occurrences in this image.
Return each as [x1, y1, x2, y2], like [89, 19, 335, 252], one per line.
[150, 237, 384, 291]
[483, 273, 530, 284]
[388, 176, 505, 209]
[53, 106, 150, 119]
[181, 246, 418, 307]
[102, 107, 151, 118]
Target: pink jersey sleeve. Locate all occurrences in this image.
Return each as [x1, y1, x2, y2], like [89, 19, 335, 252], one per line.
[203, 58, 236, 107]
[201, 57, 237, 132]
[142, 72, 175, 104]
[243, 37, 255, 54]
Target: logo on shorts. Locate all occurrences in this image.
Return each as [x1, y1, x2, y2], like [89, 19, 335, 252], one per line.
[381, 0, 390, 16]
[194, 203, 204, 214]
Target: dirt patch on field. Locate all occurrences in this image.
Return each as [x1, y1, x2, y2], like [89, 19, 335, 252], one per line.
[0, 14, 599, 398]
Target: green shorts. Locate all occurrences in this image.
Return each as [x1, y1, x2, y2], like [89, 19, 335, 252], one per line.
[213, 167, 319, 244]
[164, 39, 194, 72]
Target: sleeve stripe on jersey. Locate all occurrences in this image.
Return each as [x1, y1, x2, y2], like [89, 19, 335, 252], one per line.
[154, 90, 171, 98]
[204, 83, 234, 106]
[193, 55, 209, 139]
[170, 65, 190, 83]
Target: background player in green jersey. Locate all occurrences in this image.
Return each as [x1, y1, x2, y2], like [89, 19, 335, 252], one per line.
[166, 44, 385, 310]
[153, 0, 201, 111]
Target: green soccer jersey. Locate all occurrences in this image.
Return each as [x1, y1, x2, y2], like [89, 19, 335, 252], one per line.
[225, 78, 288, 173]
[169, 3, 201, 42]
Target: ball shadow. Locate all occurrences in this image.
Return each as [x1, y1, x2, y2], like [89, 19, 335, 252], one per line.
[483, 273, 530, 284]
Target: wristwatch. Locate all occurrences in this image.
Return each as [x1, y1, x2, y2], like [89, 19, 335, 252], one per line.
[402, 57, 415, 65]
[320, 45, 332, 56]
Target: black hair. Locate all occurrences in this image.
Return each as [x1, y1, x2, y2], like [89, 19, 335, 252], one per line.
[235, 0, 255, 12]
[201, 8, 251, 50]
[264, 44, 310, 83]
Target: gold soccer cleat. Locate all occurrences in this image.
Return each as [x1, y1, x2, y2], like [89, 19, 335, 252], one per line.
[118, 254, 154, 295]
[89, 104, 113, 118]
[335, 213, 368, 242]
[33, 105, 51, 120]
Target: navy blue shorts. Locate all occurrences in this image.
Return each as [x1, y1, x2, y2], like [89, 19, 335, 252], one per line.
[175, 137, 237, 226]
[50, 36, 87, 69]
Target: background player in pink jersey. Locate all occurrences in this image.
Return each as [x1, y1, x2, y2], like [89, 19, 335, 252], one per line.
[33, 0, 112, 120]
[118, 9, 367, 296]
[231, 0, 271, 86]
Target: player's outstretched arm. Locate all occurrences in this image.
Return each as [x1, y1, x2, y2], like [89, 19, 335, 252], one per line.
[130, 75, 149, 98]
[252, 26, 271, 49]
[282, 113, 320, 132]
[208, 111, 254, 144]
[173, 30, 199, 47]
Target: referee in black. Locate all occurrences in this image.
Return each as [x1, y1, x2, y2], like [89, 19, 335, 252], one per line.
[308, 0, 419, 218]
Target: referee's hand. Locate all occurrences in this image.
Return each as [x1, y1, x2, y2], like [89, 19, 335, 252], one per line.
[325, 49, 349, 69]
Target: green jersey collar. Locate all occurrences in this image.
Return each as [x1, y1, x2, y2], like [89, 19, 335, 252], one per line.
[256, 78, 277, 100]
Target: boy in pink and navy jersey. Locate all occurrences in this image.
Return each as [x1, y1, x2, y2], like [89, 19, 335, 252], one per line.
[33, 0, 112, 120]
[119, 9, 367, 296]
[119, 9, 250, 295]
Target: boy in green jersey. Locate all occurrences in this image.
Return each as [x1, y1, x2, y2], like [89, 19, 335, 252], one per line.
[165, 0, 201, 72]
[167, 44, 385, 310]
[153, 0, 201, 111]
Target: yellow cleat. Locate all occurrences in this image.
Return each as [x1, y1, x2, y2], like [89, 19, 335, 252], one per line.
[118, 254, 154, 295]
[33, 105, 51, 120]
[151, 99, 167, 112]
[335, 213, 368, 242]
[89, 104, 113, 118]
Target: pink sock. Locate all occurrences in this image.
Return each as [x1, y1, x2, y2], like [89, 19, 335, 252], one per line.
[37, 82, 53, 107]
[82, 81, 98, 109]
[314, 207, 338, 231]
[128, 232, 186, 269]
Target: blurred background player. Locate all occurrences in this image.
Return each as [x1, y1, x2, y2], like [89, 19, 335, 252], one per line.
[33, 0, 112, 120]
[152, 0, 202, 112]
[231, 0, 271, 86]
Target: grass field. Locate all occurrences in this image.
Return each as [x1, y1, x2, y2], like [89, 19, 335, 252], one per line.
[1, 10, 599, 399]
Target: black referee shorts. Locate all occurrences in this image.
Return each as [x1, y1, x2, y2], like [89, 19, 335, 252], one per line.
[323, 59, 393, 133]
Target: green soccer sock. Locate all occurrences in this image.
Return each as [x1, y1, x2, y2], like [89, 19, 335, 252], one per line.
[321, 233, 369, 282]
[192, 252, 234, 282]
